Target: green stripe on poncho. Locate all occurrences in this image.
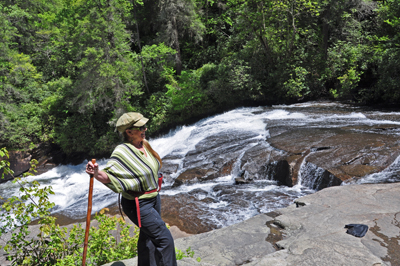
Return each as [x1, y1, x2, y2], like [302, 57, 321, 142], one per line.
[102, 143, 160, 200]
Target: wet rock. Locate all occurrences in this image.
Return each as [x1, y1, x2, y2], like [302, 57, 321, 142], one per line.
[240, 141, 287, 180]
[268, 126, 400, 186]
[172, 168, 219, 187]
[165, 108, 400, 194]
[300, 161, 342, 190]
[171, 157, 237, 187]
[302, 129, 400, 181]
[160, 161, 179, 184]
[190, 131, 260, 155]
[212, 184, 234, 195]
[168, 131, 265, 188]
[265, 160, 292, 187]
[200, 197, 218, 204]
[161, 194, 217, 234]
[1, 142, 70, 183]
[235, 177, 251, 184]
[187, 188, 209, 196]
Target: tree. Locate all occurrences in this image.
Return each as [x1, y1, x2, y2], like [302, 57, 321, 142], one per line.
[0, 4, 50, 148]
[38, 0, 146, 154]
[157, 0, 205, 75]
[366, 0, 400, 103]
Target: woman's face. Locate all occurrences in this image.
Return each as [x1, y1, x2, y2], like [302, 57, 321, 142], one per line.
[126, 125, 147, 143]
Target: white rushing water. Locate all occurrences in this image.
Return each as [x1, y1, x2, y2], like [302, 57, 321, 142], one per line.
[1, 101, 400, 228]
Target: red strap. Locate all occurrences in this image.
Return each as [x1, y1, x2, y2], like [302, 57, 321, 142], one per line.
[143, 189, 157, 194]
[135, 197, 141, 228]
[135, 174, 163, 228]
[158, 175, 163, 191]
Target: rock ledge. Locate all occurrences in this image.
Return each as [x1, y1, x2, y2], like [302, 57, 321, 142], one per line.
[103, 183, 400, 266]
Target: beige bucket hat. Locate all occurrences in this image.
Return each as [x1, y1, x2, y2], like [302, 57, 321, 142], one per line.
[116, 112, 149, 133]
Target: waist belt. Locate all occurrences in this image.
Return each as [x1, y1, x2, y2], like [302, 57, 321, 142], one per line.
[120, 174, 163, 228]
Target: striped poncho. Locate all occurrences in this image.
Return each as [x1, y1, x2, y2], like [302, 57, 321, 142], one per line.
[103, 143, 160, 200]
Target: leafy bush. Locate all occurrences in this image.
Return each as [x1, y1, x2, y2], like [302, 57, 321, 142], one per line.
[55, 208, 140, 266]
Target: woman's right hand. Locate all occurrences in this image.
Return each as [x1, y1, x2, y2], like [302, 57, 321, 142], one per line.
[85, 160, 98, 177]
[85, 161, 111, 184]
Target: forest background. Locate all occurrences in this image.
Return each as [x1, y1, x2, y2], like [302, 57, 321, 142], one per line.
[1, 0, 399, 158]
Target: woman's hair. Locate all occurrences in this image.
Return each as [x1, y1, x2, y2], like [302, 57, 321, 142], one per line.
[143, 139, 162, 168]
[122, 131, 162, 167]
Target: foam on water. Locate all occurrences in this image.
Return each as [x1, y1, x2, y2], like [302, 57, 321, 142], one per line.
[264, 109, 308, 120]
[161, 176, 234, 196]
[326, 112, 367, 119]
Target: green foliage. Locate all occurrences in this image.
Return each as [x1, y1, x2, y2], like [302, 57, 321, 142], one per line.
[156, 0, 205, 74]
[166, 69, 207, 112]
[324, 41, 366, 98]
[199, 59, 262, 106]
[0, 147, 14, 179]
[0, 157, 61, 265]
[0, 4, 50, 149]
[0, 0, 399, 156]
[284, 66, 310, 98]
[175, 246, 201, 262]
[56, 208, 140, 266]
[363, 0, 400, 103]
[139, 43, 177, 93]
[0, 151, 140, 265]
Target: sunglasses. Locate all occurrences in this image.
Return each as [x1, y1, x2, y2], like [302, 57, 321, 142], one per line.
[129, 125, 147, 131]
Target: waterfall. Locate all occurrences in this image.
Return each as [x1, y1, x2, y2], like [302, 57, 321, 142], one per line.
[1, 101, 400, 230]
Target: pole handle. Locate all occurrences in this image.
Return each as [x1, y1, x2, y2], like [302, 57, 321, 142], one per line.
[90, 159, 96, 178]
[82, 158, 96, 266]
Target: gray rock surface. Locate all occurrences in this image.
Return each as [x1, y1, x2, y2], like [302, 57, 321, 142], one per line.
[102, 182, 400, 266]
[102, 213, 276, 266]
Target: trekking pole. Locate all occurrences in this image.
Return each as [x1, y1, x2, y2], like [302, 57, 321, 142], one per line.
[82, 159, 96, 266]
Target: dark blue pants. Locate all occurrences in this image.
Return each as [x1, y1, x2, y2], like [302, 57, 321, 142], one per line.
[121, 194, 177, 266]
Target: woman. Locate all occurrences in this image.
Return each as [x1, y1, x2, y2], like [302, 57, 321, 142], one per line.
[85, 112, 177, 266]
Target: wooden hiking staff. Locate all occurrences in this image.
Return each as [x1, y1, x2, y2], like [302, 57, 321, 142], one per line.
[82, 159, 96, 266]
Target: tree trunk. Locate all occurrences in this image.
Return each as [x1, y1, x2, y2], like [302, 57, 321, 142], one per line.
[172, 16, 182, 76]
[133, 3, 150, 94]
[322, 7, 330, 60]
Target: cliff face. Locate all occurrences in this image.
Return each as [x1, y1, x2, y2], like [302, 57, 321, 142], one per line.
[102, 183, 400, 266]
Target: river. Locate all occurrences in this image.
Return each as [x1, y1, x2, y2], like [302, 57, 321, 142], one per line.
[1, 101, 400, 233]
